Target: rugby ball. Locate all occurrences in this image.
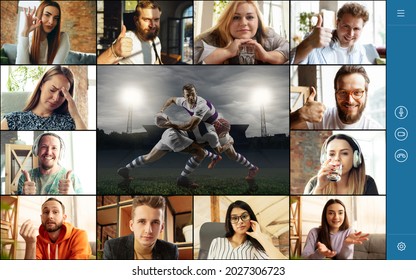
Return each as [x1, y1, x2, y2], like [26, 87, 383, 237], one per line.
[214, 118, 231, 135]
[154, 112, 169, 128]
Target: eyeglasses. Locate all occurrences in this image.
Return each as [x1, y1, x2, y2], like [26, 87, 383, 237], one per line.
[230, 212, 251, 224]
[335, 89, 365, 100]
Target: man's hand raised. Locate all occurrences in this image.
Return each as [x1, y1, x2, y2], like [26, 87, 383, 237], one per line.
[22, 170, 36, 195]
[113, 25, 132, 58]
[293, 14, 333, 64]
[299, 87, 326, 123]
[307, 14, 333, 49]
[59, 170, 75, 194]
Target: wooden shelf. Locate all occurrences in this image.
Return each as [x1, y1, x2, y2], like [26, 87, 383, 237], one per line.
[1, 196, 19, 259]
[5, 144, 38, 194]
[290, 196, 302, 258]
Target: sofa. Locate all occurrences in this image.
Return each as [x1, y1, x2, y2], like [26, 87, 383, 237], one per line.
[1, 43, 96, 64]
[1, 91, 30, 120]
[353, 233, 386, 260]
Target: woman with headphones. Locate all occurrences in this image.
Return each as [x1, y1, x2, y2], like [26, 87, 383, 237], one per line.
[16, 132, 83, 195]
[304, 134, 379, 195]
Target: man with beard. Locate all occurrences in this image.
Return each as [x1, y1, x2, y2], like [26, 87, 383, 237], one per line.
[97, 1, 162, 64]
[19, 197, 91, 259]
[290, 65, 382, 129]
[104, 196, 178, 260]
[291, 2, 377, 64]
[17, 132, 83, 194]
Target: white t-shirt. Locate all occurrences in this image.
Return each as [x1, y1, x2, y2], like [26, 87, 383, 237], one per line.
[307, 107, 383, 129]
[119, 31, 162, 64]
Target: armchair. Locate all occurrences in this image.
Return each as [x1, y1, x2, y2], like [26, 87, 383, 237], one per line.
[198, 222, 225, 260]
[353, 233, 386, 260]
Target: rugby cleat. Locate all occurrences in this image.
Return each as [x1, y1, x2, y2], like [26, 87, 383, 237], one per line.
[117, 167, 130, 180]
[176, 176, 199, 188]
[245, 166, 259, 180]
[208, 155, 222, 169]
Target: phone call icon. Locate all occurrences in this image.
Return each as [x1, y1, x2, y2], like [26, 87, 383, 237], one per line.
[395, 149, 408, 163]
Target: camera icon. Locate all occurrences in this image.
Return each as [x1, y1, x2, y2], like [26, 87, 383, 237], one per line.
[397, 242, 406, 251]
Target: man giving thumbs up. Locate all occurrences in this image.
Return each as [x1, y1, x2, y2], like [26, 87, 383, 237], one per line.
[98, 1, 163, 64]
[97, 24, 133, 64]
[290, 87, 326, 129]
[291, 2, 373, 64]
[17, 133, 83, 195]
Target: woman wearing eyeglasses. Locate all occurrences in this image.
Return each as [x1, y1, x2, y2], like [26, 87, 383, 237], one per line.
[207, 200, 287, 259]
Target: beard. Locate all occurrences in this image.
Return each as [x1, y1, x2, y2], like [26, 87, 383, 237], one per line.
[137, 25, 159, 41]
[336, 100, 366, 124]
[40, 158, 56, 171]
[41, 162, 54, 170]
[43, 221, 63, 233]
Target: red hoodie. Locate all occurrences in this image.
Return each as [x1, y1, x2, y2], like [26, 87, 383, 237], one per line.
[36, 222, 91, 260]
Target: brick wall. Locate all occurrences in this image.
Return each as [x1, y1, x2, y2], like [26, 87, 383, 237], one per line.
[290, 131, 333, 194]
[60, 1, 97, 53]
[68, 66, 88, 125]
[0, 1, 18, 46]
[1, 1, 96, 53]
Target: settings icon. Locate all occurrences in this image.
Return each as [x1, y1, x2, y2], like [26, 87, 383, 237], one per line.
[397, 242, 406, 251]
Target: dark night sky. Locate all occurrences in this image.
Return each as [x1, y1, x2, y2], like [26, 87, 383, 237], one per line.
[97, 65, 289, 137]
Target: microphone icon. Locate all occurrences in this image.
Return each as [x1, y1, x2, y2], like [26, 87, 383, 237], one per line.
[399, 107, 404, 118]
[395, 106, 408, 119]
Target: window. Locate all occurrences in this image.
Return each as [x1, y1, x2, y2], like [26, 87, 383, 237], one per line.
[97, 1, 104, 44]
[182, 6, 193, 63]
[1, 66, 46, 92]
[260, 1, 289, 39]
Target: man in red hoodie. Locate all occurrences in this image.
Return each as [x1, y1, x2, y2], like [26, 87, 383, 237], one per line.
[19, 197, 91, 259]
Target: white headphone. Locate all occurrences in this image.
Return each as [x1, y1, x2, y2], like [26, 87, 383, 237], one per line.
[320, 134, 362, 168]
[32, 132, 65, 161]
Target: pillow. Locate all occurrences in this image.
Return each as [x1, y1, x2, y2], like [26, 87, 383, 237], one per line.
[375, 58, 386, 64]
[1, 48, 10, 64]
[65, 50, 97, 64]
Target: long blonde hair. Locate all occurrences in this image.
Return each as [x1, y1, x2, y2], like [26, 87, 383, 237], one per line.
[30, 1, 62, 64]
[23, 66, 74, 115]
[196, 1, 268, 48]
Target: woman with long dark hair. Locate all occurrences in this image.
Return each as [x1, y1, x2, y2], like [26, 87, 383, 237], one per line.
[16, 1, 70, 64]
[302, 199, 369, 259]
[207, 200, 286, 259]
